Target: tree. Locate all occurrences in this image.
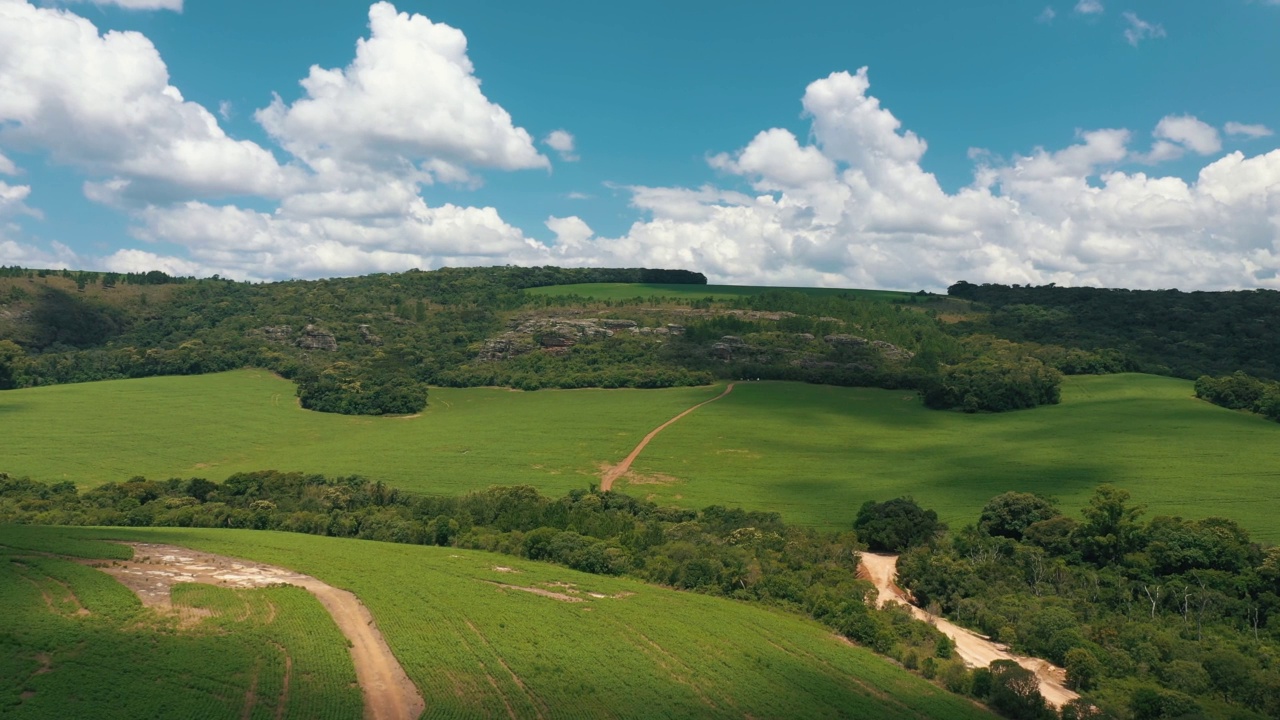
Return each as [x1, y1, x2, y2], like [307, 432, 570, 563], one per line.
[1201, 649, 1254, 702]
[987, 660, 1052, 719]
[854, 498, 945, 552]
[1078, 484, 1144, 565]
[1064, 648, 1102, 691]
[979, 492, 1061, 540]
[0, 339, 21, 390]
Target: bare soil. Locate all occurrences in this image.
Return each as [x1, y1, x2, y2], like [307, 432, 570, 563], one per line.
[600, 383, 735, 490]
[858, 552, 1078, 708]
[90, 543, 426, 720]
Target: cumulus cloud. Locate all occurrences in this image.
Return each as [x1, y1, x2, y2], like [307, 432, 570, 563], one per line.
[1074, 0, 1104, 14]
[1122, 12, 1166, 46]
[65, 0, 183, 11]
[0, 1, 296, 204]
[256, 2, 547, 181]
[1036, 7, 1057, 23]
[543, 130, 579, 162]
[1226, 122, 1274, 139]
[1136, 115, 1224, 162]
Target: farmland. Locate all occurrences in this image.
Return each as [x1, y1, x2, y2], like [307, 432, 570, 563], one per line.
[0, 526, 360, 719]
[3, 370, 1280, 541]
[0, 524, 994, 720]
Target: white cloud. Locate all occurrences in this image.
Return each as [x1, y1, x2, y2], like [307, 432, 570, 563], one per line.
[565, 191, 592, 200]
[1225, 122, 1274, 139]
[1123, 12, 1166, 46]
[1074, 0, 1104, 14]
[1153, 114, 1222, 155]
[1036, 7, 1057, 23]
[0, 1, 296, 204]
[0, 152, 16, 176]
[543, 130, 579, 162]
[218, 101, 233, 121]
[545, 216, 593, 247]
[65, 0, 183, 11]
[256, 2, 547, 180]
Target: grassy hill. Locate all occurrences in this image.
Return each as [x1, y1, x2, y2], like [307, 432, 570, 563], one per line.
[0, 525, 993, 720]
[3, 370, 1278, 541]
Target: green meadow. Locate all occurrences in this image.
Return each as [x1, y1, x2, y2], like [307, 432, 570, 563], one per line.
[626, 374, 1280, 541]
[0, 369, 715, 495]
[524, 281, 923, 302]
[1, 525, 992, 720]
[3, 370, 1279, 541]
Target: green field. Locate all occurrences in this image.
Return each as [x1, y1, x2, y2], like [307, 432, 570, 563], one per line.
[625, 374, 1280, 541]
[0, 369, 715, 495]
[4, 370, 1279, 541]
[0, 527, 360, 718]
[524, 282, 924, 302]
[0, 525, 992, 720]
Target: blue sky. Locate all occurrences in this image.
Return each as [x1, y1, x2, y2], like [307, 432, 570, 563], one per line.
[0, 0, 1278, 290]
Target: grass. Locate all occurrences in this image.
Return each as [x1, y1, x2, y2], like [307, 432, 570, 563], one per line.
[0, 368, 718, 495]
[524, 282, 925, 302]
[0, 526, 360, 719]
[29, 525, 993, 720]
[624, 374, 1280, 542]
[3, 370, 1279, 542]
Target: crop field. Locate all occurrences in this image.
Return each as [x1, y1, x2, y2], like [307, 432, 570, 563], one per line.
[0, 526, 360, 719]
[2, 524, 994, 720]
[523, 282, 924, 302]
[0, 369, 716, 494]
[3, 370, 1279, 541]
[625, 373, 1280, 541]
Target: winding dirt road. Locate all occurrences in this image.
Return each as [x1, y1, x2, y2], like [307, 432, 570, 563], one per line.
[600, 383, 736, 491]
[94, 543, 425, 720]
[859, 552, 1078, 708]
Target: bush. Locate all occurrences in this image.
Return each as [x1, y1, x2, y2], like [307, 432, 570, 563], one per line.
[923, 357, 1062, 413]
[854, 498, 945, 552]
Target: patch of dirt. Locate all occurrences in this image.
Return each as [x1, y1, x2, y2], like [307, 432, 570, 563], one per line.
[89, 543, 426, 720]
[33, 652, 52, 675]
[485, 581, 583, 603]
[618, 471, 682, 486]
[273, 643, 292, 720]
[600, 383, 736, 491]
[492, 566, 520, 573]
[858, 553, 1078, 708]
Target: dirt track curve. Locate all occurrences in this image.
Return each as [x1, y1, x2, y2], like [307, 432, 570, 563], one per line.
[600, 383, 736, 491]
[858, 552, 1077, 708]
[94, 543, 425, 720]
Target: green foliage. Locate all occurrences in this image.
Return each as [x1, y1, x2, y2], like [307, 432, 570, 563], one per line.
[986, 660, 1052, 720]
[923, 356, 1062, 413]
[854, 497, 945, 552]
[979, 492, 1062, 540]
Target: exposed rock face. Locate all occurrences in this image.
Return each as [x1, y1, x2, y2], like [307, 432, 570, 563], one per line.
[824, 334, 869, 348]
[666, 324, 686, 335]
[479, 337, 534, 361]
[357, 324, 383, 346]
[872, 340, 915, 362]
[259, 325, 293, 344]
[599, 319, 638, 329]
[297, 324, 338, 352]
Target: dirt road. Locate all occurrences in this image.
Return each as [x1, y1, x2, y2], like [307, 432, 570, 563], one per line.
[600, 383, 735, 491]
[858, 552, 1078, 708]
[94, 543, 425, 720]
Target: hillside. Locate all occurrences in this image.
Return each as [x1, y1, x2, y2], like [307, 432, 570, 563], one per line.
[0, 524, 994, 720]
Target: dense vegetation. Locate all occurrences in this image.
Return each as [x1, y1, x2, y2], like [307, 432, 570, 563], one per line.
[1, 265, 1075, 416]
[1194, 371, 1280, 423]
[899, 487, 1280, 719]
[947, 281, 1280, 381]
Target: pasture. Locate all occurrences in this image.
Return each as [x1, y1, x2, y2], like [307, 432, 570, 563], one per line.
[3, 370, 1279, 541]
[0, 525, 993, 720]
[523, 282, 924, 302]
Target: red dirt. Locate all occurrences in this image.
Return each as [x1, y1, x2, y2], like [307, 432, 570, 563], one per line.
[858, 552, 1078, 708]
[89, 543, 425, 720]
[600, 383, 736, 490]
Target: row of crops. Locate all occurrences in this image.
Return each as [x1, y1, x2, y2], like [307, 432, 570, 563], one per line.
[0, 528, 360, 719]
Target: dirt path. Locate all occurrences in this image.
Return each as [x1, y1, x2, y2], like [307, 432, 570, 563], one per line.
[92, 543, 425, 720]
[858, 553, 1078, 708]
[600, 383, 736, 491]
